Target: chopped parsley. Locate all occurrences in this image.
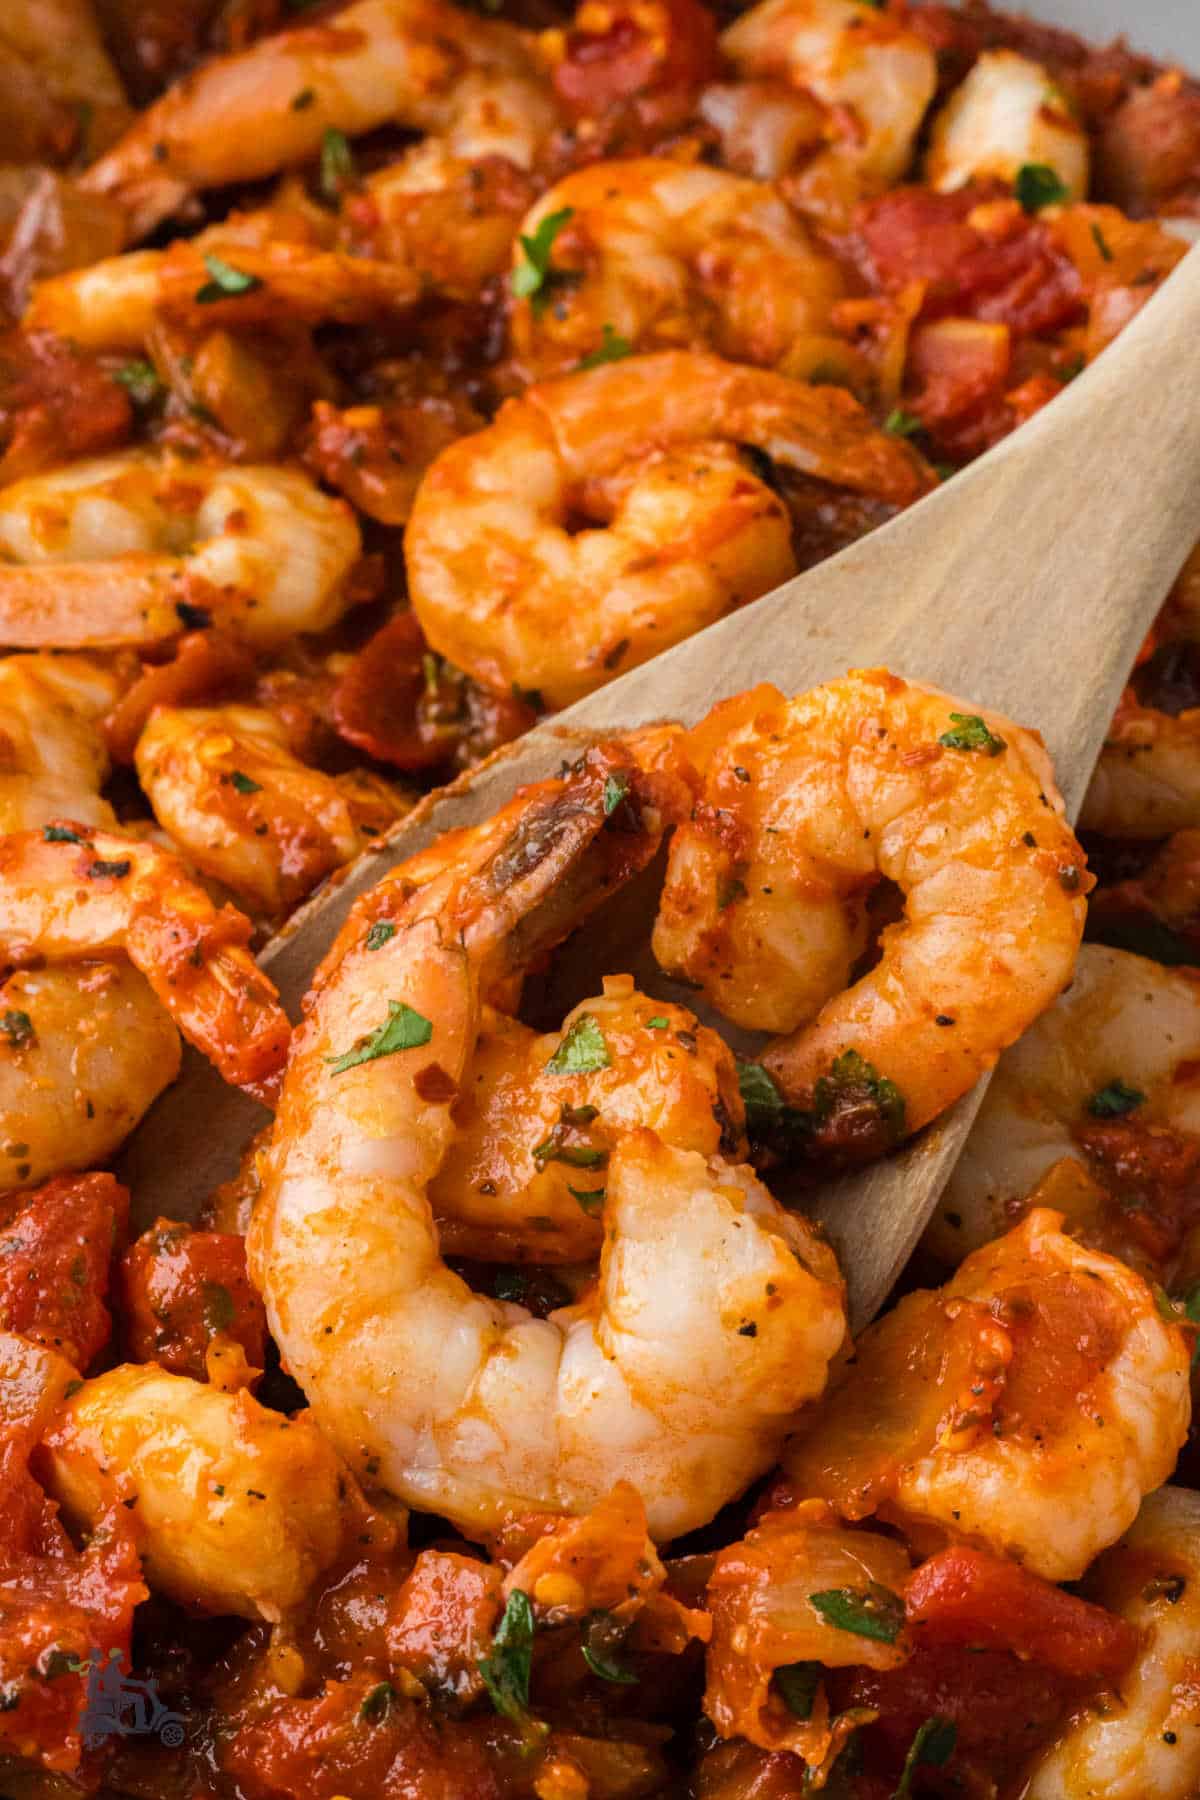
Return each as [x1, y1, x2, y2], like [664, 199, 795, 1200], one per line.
[894, 1716, 957, 1797]
[512, 207, 574, 318]
[884, 408, 922, 438]
[646, 1016, 669, 1030]
[578, 324, 634, 370]
[774, 1661, 821, 1720]
[1015, 162, 1069, 212]
[569, 1186, 606, 1215]
[479, 1589, 538, 1724]
[114, 359, 162, 407]
[365, 922, 396, 952]
[809, 1583, 905, 1645]
[195, 253, 263, 304]
[359, 1681, 395, 1722]
[42, 825, 85, 844]
[603, 772, 631, 816]
[202, 1282, 236, 1335]
[320, 127, 356, 204]
[1090, 221, 1114, 262]
[737, 1061, 787, 1133]
[546, 1013, 610, 1076]
[581, 1611, 637, 1685]
[0, 1010, 35, 1049]
[229, 770, 262, 795]
[325, 1001, 432, 1074]
[1086, 1079, 1146, 1118]
[938, 712, 1006, 756]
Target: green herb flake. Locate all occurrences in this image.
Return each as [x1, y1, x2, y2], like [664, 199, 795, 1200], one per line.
[938, 712, 1006, 756]
[359, 1680, 395, 1723]
[581, 1611, 637, 1685]
[229, 770, 262, 795]
[0, 1010, 35, 1050]
[1015, 162, 1069, 212]
[646, 1017, 669, 1030]
[533, 1137, 608, 1170]
[114, 359, 162, 407]
[578, 324, 634, 370]
[512, 207, 574, 317]
[202, 1282, 236, 1336]
[884, 408, 922, 438]
[603, 772, 631, 816]
[326, 1000, 432, 1074]
[479, 1589, 538, 1724]
[1090, 221, 1114, 262]
[809, 1583, 906, 1645]
[569, 1185, 606, 1215]
[1087, 1079, 1146, 1118]
[774, 1660, 822, 1720]
[320, 127, 356, 203]
[546, 1013, 610, 1077]
[42, 824, 85, 844]
[894, 1716, 957, 1797]
[365, 921, 397, 952]
[737, 1060, 785, 1131]
[195, 253, 263, 305]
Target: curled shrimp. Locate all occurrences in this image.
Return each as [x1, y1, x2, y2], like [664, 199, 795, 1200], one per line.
[430, 972, 747, 1264]
[40, 1364, 369, 1621]
[1025, 1486, 1200, 1800]
[653, 670, 1090, 1151]
[0, 653, 121, 834]
[0, 450, 362, 652]
[713, 0, 937, 220]
[0, 826, 289, 1088]
[507, 158, 846, 380]
[929, 944, 1200, 1266]
[80, 0, 551, 241]
[783, 1207, 1191, 1581]
[0, 962, 180, 1190]
[248, 744, 846, 1538]
[406, 353, 933, 708]
[135, 703, 412, 920]
[925, 50, 1090, 198]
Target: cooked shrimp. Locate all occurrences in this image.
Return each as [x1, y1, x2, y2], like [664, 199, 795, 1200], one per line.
[80, 0, 552, 240]
[1081, 686, 1200, 838]
[40, 1364, 363, 1620]
[507, 159, 845, 380]
[26, 233, 422, 354]
[430, 972, 746, 1263]
[716, 0, 937, 219]
[0, 826, 289, 1088]
[784, 1207, 1191, 1581]
[135, 704, 412, 919]
[0, 450, 361, 652]
[249, 745, 847, 1538]
[0, 653, 121, 834]
[0, 962, 180, 1191]
[926, 51, 1090, 198]
[406, 354, 933, 708]
[653, 670, 1089, 1148]
[1025, 1486, 1200, 1800]
[929, 944, 1200, 1264]
[0, 0, 129, 164]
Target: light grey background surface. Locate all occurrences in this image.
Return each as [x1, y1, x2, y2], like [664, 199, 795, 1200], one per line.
[1036, 0, 1194, 58]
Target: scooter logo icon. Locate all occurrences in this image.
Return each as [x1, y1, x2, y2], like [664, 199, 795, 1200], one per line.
[78, 1648, 188, 1749]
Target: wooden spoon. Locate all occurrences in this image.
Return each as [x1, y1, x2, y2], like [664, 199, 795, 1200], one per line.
[123, 245, 1200, 1328]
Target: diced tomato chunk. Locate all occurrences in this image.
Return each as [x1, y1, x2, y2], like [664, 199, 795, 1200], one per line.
[905, 1546, 1138, 1679]
[118, 1217, 266, 1379]
[0, 1173, 127, 1368]
[552, 0, 720, 139]
[0, 330, 132, 485]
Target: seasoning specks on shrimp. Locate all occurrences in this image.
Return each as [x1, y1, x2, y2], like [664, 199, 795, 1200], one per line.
[249, 744, 847, 1538]
[654, 669, 1091, 1152]
[406, 352, 934, 708]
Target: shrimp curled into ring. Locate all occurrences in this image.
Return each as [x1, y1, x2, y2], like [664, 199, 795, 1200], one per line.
[653, 670, 1091, 1150]
[0, 450, 362, 652]
[249, 743, 847, 1539]
[405, 352, 934, 708]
